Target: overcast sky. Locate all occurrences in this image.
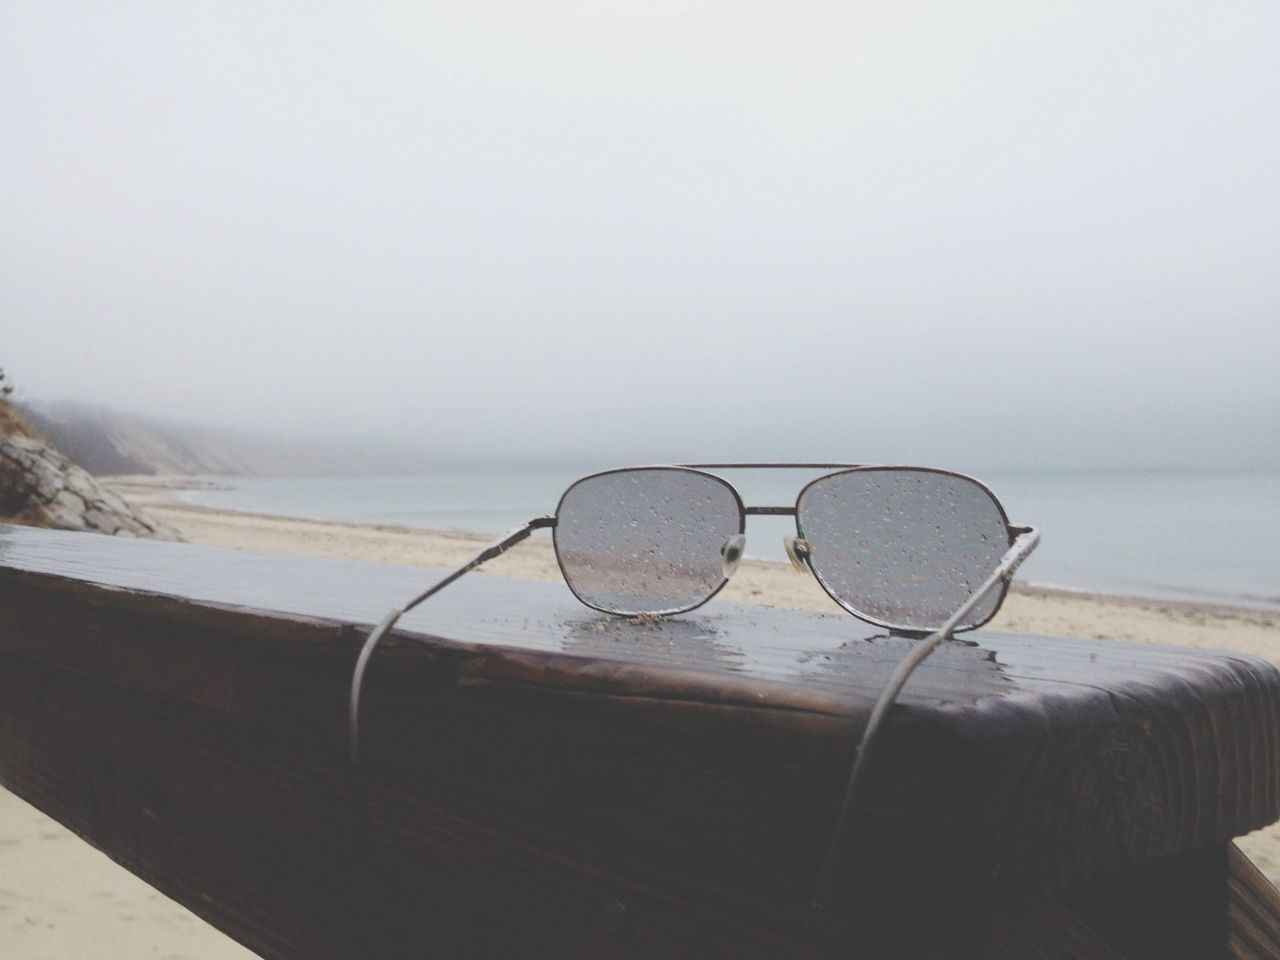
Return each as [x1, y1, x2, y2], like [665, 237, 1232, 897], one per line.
[2, 1, 1277, 470]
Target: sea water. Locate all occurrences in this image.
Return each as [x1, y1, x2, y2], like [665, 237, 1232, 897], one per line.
[181, 466, 1280, 611]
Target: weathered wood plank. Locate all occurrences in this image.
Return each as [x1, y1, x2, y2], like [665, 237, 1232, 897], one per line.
[985, 892, 1130, 960]
[1, 525, 1279, 958]
[988, 841, 1280, 960]
[1065, 843, 1228, 959]
[1228, 841, 1280, 959]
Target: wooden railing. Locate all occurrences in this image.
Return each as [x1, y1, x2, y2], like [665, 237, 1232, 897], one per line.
[1, 523, 1278, 958]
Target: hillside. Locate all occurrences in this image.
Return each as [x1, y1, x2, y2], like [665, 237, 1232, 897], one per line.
[0, 397, 36, 439]
[19, 401, 349, 477]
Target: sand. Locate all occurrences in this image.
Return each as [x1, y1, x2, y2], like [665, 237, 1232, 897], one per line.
[5, 480, 1279, 955]
[0, 789, 259, 959]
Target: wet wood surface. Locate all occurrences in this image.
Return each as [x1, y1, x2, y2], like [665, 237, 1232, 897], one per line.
[1, 524, 1278, 958]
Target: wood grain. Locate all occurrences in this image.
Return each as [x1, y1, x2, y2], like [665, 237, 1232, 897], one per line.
[1228, 841, 1280, 959]
[1, 524, 1278, 958]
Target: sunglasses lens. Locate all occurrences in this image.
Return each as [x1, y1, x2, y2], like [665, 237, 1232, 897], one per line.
[797, 469, 1010, 631]
[555, 468, 743, 615]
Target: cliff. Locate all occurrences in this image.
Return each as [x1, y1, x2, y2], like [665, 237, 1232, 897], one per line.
[18, 401, 318, 477]
[0, 404, 181, 539]
[17, 401, 404, 477]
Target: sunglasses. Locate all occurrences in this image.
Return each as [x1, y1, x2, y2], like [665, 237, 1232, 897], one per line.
[549, 463, 1036, 632]
[347, 463, 1039, 909]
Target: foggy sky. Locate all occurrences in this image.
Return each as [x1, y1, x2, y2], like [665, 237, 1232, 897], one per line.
[3, 1, 1278, 471]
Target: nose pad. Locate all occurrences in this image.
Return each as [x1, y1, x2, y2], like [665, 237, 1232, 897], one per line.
[720, 534, 747, 578]
[783, 536, 811, 574]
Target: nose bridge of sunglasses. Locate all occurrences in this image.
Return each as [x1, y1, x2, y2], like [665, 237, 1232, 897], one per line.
[782, 535, 811, 574]
[719, 534, 746, 577]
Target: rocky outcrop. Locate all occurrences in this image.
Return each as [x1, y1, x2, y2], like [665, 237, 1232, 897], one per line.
[0, 434, 182, 539]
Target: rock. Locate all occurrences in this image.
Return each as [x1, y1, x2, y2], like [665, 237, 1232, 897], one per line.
[150, 517, 182, 540]
[117, 517, 148, 536]
[30, 456, 66, 501]
[64, 467, 102, 503]
[82, 507, 121, 535]
[96, 485, 133, 515]
[46, 489, 89, 528]
[0, 440, 39, 473]
[0, 435, 183, 541]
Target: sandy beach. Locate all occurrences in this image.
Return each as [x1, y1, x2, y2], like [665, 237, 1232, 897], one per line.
[5, 479, 1279, 956]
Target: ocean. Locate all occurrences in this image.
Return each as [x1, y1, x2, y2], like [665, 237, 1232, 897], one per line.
[179, 465, 1280, 611]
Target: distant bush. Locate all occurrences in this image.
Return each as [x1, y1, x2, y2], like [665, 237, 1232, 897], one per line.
[0, 368, 32, 437]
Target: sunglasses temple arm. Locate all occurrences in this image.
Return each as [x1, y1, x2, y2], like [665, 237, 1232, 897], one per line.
[812, 526, 1040, 915]
[347, 515, 556, 854]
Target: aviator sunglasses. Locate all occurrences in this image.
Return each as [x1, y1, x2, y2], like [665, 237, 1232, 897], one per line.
[347, 464, 1039, 912]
